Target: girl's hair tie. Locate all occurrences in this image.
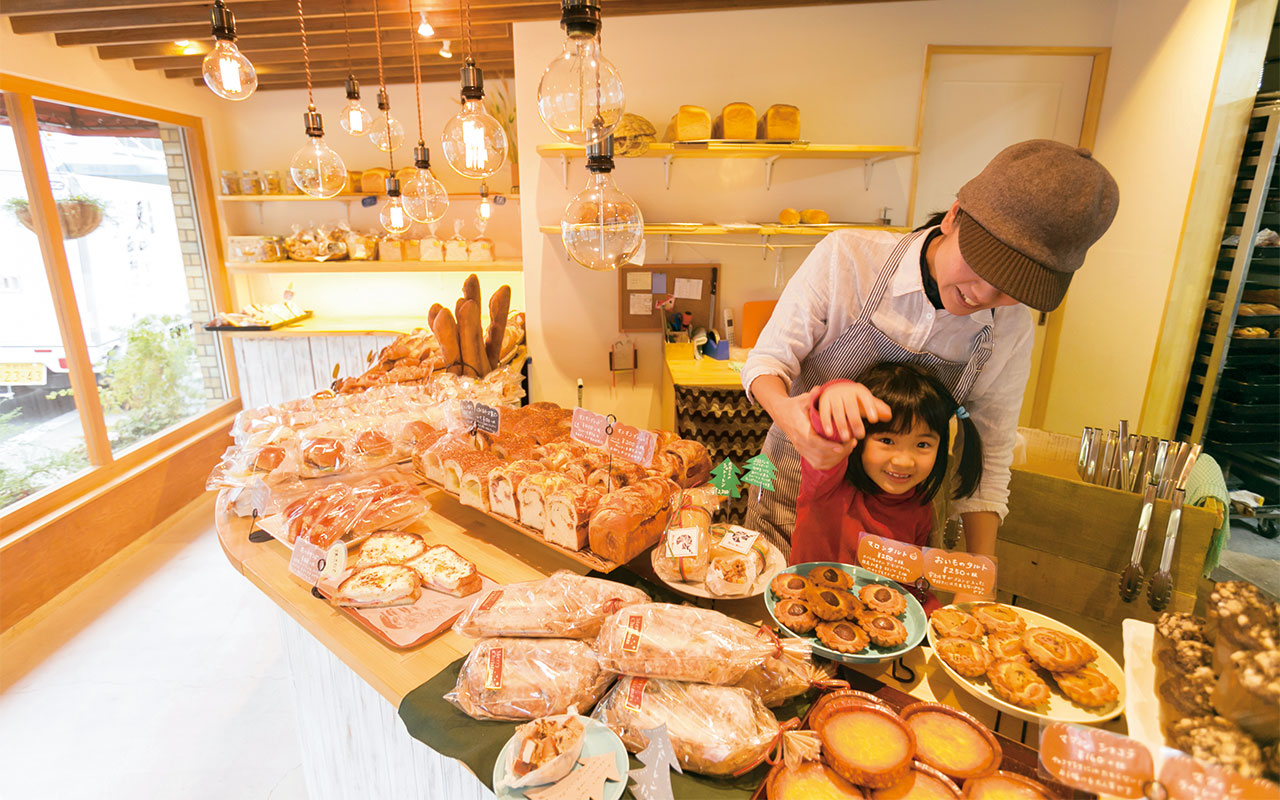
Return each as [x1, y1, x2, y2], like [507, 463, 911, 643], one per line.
[955, 405, 970, 420]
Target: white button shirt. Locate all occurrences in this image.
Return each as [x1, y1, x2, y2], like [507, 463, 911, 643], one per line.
[742, 228, 1034, 520]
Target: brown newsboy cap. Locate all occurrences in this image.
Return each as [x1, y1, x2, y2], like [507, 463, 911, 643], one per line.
[956, 139, 1119, 312]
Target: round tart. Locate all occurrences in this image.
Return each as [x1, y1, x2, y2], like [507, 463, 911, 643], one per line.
[775, 599, 819, 634]
[934, 637, 994, 679]
[1052, 663, 1118, 708]
[971, 604, 1026, 635]
[860, 583, 908, 616]
[808, 586, 855, 621]
[962, 771, 1055, 800]
[901, 702, 1001, 781]
[985, 631, 1028, 663]
[809, 565, 855, 591]
[771, 573, 813, 600]
[811, 689, 893, 719]
[766, 760, 866, 799]
[864, 613, 909, 648]
[811, 697, 916, 789]
[817, 620, 871, 654]
[987, 658, 1052, 709]
[1022, 627, 1095, 672]
[930, 607, 984, 641]
[870, 762, 962, 799]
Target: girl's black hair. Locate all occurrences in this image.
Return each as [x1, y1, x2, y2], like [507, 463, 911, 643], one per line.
[912, 210, 948, 232]
[844, 362, 984, 503]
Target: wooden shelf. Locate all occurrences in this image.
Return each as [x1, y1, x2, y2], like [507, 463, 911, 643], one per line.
[225, 259, 523, 273]
[218, 191, 518, 202]
[538, 223, 908, 236]
[209, 314, 430, 336]
[536, 141, 918, 161]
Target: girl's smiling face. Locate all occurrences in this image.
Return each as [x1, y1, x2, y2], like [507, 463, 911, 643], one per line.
[929, 202, 1021, 316]
[859, 419, 940, 495]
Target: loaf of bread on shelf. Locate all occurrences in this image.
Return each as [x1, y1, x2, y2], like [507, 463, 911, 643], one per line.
[757, 104, 800, 140]
[646, 451, 683, 483]
[545, 483, 607, 551]
[488, 459, 548, 519]
[664, 105, 711, 141]
[428, 440, 480, 488]
[712, 102, 757, 140]
[405, 544, 482, 597]
[394, 166, 416, 187]
[360, 167, 390, 194]
[587, 462, 649, 493]
[458, 454, 504, 510]
[453, 570, 650, 639]
[664, 439, 713, 488]
[588, 477, 680, 564]
[800, 209, 830, 224]
[518, 473, 579, 531]
[778, 208, 801, 225]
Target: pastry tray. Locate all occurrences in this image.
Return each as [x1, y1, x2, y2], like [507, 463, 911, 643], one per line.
[417, 474, 621, 573]
[205, 310, 313, 331]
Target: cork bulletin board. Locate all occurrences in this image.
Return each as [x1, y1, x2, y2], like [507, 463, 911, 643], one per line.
[617, 263, 720, 332]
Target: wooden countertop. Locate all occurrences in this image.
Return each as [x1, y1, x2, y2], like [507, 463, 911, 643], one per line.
[215, 488, 590, 704]
[663, 353, 747, 389]
[213, 315, 427, 337]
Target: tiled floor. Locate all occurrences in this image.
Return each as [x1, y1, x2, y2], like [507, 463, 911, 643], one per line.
[0, 493, 307, 800]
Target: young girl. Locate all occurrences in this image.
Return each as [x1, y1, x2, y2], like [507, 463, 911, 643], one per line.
[790, 362, 983, 599]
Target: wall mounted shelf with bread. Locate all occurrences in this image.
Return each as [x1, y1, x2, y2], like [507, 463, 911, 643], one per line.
[225, 259, 523, 274]
[218, 192, 517, 202]
[536, 141, 918, 189]
[537, 223, 908, 236]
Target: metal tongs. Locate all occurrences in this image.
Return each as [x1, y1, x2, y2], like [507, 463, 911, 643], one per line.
[1119, 473, 1160, 602]
[1147, 444, 1202, 611]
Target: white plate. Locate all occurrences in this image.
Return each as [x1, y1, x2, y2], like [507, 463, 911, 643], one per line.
[651, 537, 787, 600]
[926, 602, 1126, 725]
[492, 715, 627, 800]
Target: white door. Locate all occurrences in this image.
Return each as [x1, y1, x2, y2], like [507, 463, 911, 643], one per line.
[913, 52, 1096, 425]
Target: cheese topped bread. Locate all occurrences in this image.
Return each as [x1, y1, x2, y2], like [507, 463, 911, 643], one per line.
[353, 531, 427, 571]
[332, 564, 422, 608]
[406, 544, 482, 597]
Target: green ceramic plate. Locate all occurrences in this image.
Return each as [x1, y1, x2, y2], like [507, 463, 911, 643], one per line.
[764, 561, 926, 665]
[492, 715, 628, 800]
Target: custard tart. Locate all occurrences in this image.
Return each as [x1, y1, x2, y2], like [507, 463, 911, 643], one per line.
[817, 620, 871, 654]
[811, 697, 916, 789]
[870, 761, 961, 799]
[766, 761, 865, 800]
[900, 702, 1001, 781]
[807, 585, 855, 621]
[1022, 627, 1095, 672]
[929, 607, 984, 641]
[771, 573, 813, 600]
[934, 636, 994, 679]
[987, 658, 1052, 709]
[808, 565, 855, 591]
[1052, 662, 1119, 708]
[971, 603, 1026, 635]
[860, 583, 908, 616]
[962, 771, 1055, 800]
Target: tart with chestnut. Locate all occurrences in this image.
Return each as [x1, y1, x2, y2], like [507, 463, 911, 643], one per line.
[809, 565, 855, 591]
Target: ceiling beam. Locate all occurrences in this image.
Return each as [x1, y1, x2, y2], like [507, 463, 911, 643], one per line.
[130, 39, 512, 69]
[94, 23, 509, 58]
[167, 59, 512, 80]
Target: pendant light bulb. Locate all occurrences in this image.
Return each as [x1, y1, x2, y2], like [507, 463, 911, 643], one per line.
[290, 110, 347, 198]
[402, 144, 450, 224]
[441, 58, 507, 179]
[537, 0, 623, 144]
[476, 182, 492, 235]
[439, 40, 453, 59]
[560, 136, 642, 271]
[417, 11, 434, 37]
[202, 0, 258, 101]
[339, 75, 372, 136]
[380, 177, 413, 235]
[369, 88, 405, 152]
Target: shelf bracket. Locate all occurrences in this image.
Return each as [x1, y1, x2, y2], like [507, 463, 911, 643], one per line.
[773, 246, 785, 289]
[761, 234, 770, 260]
[863, 158, 881, 191]
[763, 156, 780, 191]
[560, 154, 571, 190]
[663, 155, 674, 190]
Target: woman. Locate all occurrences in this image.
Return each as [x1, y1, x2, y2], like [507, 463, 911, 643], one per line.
[743, 139, 1119, 558]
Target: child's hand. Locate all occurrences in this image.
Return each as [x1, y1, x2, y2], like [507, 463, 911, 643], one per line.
[786, 389, 856, 469]
[811, 381, 892, 443]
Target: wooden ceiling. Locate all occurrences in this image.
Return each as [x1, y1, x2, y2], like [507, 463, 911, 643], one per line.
[1, 1, 891, 91]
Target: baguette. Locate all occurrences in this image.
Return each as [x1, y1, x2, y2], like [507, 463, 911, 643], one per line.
[456, 299, 490, 377]
[428, 302, 445, 328]
[430, 307, 464, 376]
[486, 284, 511, 367]
[462, 272, 482, 307]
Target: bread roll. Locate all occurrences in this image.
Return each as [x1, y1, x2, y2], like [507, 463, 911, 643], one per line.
[757, 104, 800, 140]
[445, 637, 615, 721]
[361, 167, 390, 194]
[588, 477, 680, 564]
[778, 208, 801, 225]
[663, 105, 711, 141]
[800, 209, 830, 224]
[452, 570, 650, 639]
[712, 102, 756, 140]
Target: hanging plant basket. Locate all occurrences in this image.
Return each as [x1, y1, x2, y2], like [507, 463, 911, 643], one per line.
[13, 200, 104, 239]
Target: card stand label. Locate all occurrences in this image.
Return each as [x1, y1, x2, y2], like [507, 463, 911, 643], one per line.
[665, 526, 700, 558]
[1039, 723, 1153, 799]
[717, 525, 761, 556]
[922, 549, 997, 597]
[607, 423, 656, 467]
[289, 538, 341, 585]
[856, 534, 924, 584]
[571, 407, 609, 448]
[624, 678, 647, 713]
[1158, 750, 1279, 799]
[461, 400, 501, 435]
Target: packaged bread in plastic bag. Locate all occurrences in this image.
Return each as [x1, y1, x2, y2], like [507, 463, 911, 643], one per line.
[595, 603, 778, 685]
[445, 638, 616, 721]
[592, 676, 780, 776]
[705, 524, 770, 597]
[651, 503, 712, 584]
[733, 634, 838, 708]
[453, 571, 649, 640]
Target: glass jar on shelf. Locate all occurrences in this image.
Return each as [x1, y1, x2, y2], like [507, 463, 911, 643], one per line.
[262, 170, 284, 194]
[220, 170, 240, 195]
[239, 170, 263, 195]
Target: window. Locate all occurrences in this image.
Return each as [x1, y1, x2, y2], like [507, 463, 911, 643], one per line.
[0, 81, 236, 515]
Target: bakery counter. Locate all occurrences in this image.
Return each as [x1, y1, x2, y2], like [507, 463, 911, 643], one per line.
[212, 314, 427, 338]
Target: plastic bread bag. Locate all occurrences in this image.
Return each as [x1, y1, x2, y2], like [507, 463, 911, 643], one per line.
[651, 503, 713, 584]
[282, 483, 355, 544]
[295, 434, 350, 478]
[592, 676, 781, 777]
[453, 571, 650, 640]
[705, 524, 770, 597]
[444, 638, 616, 721]
[496, 713, 587, 791]
[732, 634, 839, 708]
[595, 603, 778, 685]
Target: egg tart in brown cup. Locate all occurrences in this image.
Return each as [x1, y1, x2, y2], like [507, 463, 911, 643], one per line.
[900, 703, 1001, 781]
[766, 761, 865, 800]
[870, 761, 962, 799]
[811, 696, 916, 789]
[810, 688, 893, 719]
[961, 771, 1055, 800]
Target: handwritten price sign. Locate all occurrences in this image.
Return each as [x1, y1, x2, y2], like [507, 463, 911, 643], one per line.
[1039, 723, 1153, 799]
[607, 422, 656, 467]
[288, 538, 346, 586]
[922, 549, 997, 597]
[570, 407, 609, 447]
[856, 535, 923, 583]
[1159, 751, 1279, 799]
[460, 400, 501, 435]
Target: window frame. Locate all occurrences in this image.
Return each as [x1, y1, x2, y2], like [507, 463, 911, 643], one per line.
[0, 73, 241, 533]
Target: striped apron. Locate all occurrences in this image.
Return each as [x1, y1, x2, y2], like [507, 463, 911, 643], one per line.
[746, 230, 994, 555]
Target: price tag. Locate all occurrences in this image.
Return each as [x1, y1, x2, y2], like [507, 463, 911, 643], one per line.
[289, 538, 331, 585]
[717, 525, 761, 556]
[1159, 751, 1278, 799]
[923, 548, 997, 597]
[624, 677, 647, 713]
[460, 400, 501, 435]
[485, 645, 504, 690]
[1039, 723, 1153, 799]
[622, 613, 644, 653]
[571, 406, 609, 447]
[606, 422, 656, 467]
[665, 526, 701, 559]
[856, 534, 924, 584]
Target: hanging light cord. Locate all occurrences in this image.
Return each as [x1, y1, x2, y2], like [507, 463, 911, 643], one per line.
[460, 0, 473, 59]
[409, 4, 423, 139]
[340, 0, 353, 73]
[372, 0, 393, 170]
[298, 0, 314, 110]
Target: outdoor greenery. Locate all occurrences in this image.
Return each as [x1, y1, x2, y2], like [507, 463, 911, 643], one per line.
[0, 408, 89, 509]
[98, 314, 203, 450]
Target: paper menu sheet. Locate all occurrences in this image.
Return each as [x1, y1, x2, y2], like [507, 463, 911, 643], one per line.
[626, 271, 652, 290]
[673, 278, 703, 300]
[629, 293, 652, 315]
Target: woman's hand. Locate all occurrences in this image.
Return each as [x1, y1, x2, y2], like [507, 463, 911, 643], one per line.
[814, 381, 891, 442]
[752, 376, 854, 470]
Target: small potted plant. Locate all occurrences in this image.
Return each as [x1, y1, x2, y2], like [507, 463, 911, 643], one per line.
[5, 194, 107, 239]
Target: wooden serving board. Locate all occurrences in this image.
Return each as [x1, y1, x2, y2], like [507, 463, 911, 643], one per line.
[417, 474, 621, 573]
